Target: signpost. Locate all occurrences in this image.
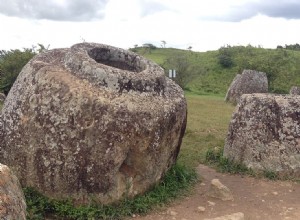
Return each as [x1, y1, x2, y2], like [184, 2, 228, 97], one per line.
[168, 69, 176, 79]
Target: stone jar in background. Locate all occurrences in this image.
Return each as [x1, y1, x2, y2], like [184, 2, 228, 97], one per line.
[225, 69, 268, 104]
[0, 43, 187, 204]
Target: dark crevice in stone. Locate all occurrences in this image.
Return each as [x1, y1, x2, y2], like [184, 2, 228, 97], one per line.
[88, 48, 144, 72]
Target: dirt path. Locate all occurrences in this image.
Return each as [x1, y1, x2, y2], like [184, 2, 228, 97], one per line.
[129, 165, 300, 220]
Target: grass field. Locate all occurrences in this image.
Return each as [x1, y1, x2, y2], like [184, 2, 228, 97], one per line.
[178, 93, 235, 168]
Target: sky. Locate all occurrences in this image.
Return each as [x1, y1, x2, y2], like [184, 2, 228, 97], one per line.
[1, 0, 300, 52]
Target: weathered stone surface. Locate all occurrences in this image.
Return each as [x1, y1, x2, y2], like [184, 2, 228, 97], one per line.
[0, 43, 187, 204]
[0, 93, 5, 102]
[204, 212, 245, 220]
[224, 94, 300, 177]
[290, 86, 300, 95]
[207, 179, 233, 201]
[0, 163, 26, 220]
[225, 69, 268, 104]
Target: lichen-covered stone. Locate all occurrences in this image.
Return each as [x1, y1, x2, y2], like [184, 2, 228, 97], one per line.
[224, 94, 300, 177]
[225, 69, 268, 104]
[0, 163, 26, 220]
[0, 43, 187, 204]
[290, 86, 300, 95]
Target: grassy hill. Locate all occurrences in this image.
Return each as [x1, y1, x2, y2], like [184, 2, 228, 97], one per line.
[132, 46, 300, 95]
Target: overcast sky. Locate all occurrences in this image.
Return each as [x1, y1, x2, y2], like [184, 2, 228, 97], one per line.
[1, 0, 300, 52]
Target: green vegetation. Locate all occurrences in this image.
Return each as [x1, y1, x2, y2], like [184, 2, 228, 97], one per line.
[177, 94, 234, 168]
[204, 146, 283, 180]
[205, 147, 255, 176]
[0, 44, 49, 95]
[25, 164, 197, 220]
[0, 49, 36, 94]
[132, 45, 300, 94]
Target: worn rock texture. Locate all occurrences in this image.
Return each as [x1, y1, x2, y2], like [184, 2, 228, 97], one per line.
[290, 86, 300, 95]
[0, 43, 187, 204]
[0, 93, 5, 102]
[225, 69, 268, 104]
[224, 94, 300, 177]
[0, 163, 26, 220]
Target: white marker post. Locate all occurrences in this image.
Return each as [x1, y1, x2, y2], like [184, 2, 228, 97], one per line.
[168, 69, 176, 79]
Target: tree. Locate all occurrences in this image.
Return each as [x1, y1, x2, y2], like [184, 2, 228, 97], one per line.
[161, 40, 166, 48]
[218, 46, 234, 68]
[142, 43, 157, 54]
[0, 48, 36, 95]
[162, 53, 195, 89]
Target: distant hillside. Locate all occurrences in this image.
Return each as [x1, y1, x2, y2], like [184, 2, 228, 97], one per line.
[131, 45, 300, 95]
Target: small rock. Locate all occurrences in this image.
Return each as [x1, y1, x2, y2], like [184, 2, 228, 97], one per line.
[208, 201, 216, 206]
[200, 183, 206, 186]
[207, 179, 234, 201]
[132, 214, 136, 218]
[204, 212, 245, 220]
[197, 206, 206, 212]
[272, 191, 278, 195]
[168, 210, 178, 216]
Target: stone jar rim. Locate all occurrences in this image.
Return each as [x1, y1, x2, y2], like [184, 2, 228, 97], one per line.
[64, 43, 166, 94]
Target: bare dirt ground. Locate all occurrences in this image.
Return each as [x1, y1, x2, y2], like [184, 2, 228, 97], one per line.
[129, 165, 300, 220]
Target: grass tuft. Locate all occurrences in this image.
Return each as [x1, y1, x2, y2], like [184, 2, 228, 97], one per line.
[205, 147, 254, 175]
[24, 163, 197, 220]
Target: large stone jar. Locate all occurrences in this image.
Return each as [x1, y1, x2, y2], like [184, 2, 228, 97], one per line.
[0, 43, 187, 204]
[224, 94, 300, 177]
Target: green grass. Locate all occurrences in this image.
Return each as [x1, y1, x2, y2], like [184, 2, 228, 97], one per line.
[205, 147, 255, 176]
[177, 94, 235, 167]
[25, 164, 197, 220]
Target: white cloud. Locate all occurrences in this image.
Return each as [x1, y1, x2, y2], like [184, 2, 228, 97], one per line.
[0, 0, 108, 21]
[1, 0, 300, 52]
